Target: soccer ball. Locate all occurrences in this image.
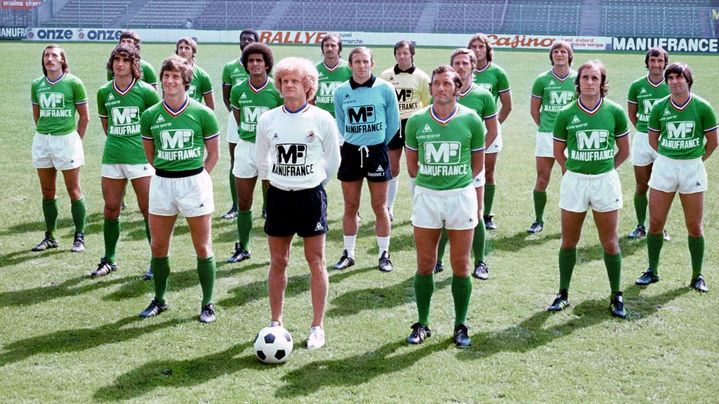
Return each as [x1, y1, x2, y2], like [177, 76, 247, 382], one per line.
[254, 325, 293, 364]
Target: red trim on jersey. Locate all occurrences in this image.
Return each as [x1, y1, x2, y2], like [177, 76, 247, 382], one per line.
[459, 84, 476, 98]
[162, 96, 190, 117]
[646, 75, 665, 88]
[430, 105, 458, 125]
[282, 103, 310, 114]
[670, 94, 692, 111]
[323, 60, 342, 72]
[45, 72, 66, 86]
[551, 68, 572, 82]
[113, 78, 137, 96]
[474, 62, 491, 75]
[577, 98, 603, 115]
[249, 78, 269, 93]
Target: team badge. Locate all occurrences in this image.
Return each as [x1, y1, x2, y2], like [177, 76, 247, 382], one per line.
[307, 131, 315, 142]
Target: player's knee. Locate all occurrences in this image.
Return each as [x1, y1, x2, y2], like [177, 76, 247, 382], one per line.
[343, 199, 360, 215]
[104, 205, 121, 220]
[237, 195, 253, 211]
[687, 223, 703, 238]
[194, 245, 213, 259]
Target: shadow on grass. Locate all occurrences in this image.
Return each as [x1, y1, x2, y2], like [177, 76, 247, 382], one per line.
[576, 237, 647, 262]
[325, 219, 412, 244]
[0, 212, 104, 237]
[0, 248, 65, 269]
[218, 272, 310, 308]
[0, 274, 135, 308]
[488, 230, 562, 253]
[0, 316, 189, 367]
[93, 342, 255, 401]
[456, 285, 690, 360]
[275, 339, 450, 398]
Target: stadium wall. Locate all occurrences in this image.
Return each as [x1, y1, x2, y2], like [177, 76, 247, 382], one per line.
[19, 27, 719, 54]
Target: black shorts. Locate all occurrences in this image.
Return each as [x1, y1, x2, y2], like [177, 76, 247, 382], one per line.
[337, 142, 392, 182]
[387, 118, 408, 150]
[264, 184, 328, 238]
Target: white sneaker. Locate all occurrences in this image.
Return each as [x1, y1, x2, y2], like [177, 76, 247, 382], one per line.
[306, 326, 325, 350]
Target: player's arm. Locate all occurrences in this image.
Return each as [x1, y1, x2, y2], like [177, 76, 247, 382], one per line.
[222, 84, 232, 111]
[530, 97, 542, 126]
[100, 117, 109, 135]
[627, 102, 638, 128]
[321, 115, 341, 184]
[648, 129, 659, 151]
[405, 117, 419, 178]
[32, 104, 40, 125]
[484, 115, 498, 150]
[405, 147, 418, 178]
[703, 128, 718, 161]
[498, 90, 512, 124]
[76, 103, 90, 139]
[553, 114, 568, 174]
[614, 133, 630, 169]
[255, 117, 270, 180]
[203, 135, 219, 173]
[203, 91, 215, 110]
[471, 149, 484, 179]
[384, 85, 401, 144]
[140, 112, 155, 166]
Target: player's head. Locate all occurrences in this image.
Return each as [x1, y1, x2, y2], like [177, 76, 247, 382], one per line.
[241, 42, 273, 75]
[467, 33, 493, 63]
[394, 40, 415, 66]
[449, 48, 476, 84]
[450, 48, 477, 69]
[549, 40, 573, 66]
[41, 44, 69, 76]
[239, 29, 259, 51]
[160, 55, 193, 91]
[348, 47, 374, 64]
[119, 31, 142, 52]
[106, 44, 141, 79]
[575, 60, 608, 98]
[645, 47, 668, 70]
[274, 57, 319, 101]
[321, 33, 343, 56]
[664, 62, 693, 90]
[348, 47, 374, 80]
[175, 37, 198, 62]
[430, 65, 462, 100]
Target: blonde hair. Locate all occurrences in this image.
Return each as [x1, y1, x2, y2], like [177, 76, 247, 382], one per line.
[273, 57, 319, 100]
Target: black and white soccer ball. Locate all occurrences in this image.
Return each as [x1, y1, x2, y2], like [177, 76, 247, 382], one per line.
[254, 325, 293, 364]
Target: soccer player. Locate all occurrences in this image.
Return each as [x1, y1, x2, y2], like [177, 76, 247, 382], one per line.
[548, 60, 630, 319]
[30, 44, 89, 253]
[139, 55, 220, 323]
[468, 33, 512, 230]
[380, 40, 430, 220]
[333, 47, 400, 272]
[404, 65, 485, 347]
[91, 44, 160, 278]
[227, 42, 282, 264]
[435, 48, 497, 280]
[175, 37, 214, 109]
[108, 31, 158, 88]
[626, 48, 671, 240]
[220, 29, 258, 220]
[256, 57, 341, 350]
[528, 40, 577, 234]
[635, 63, 717, 292]
[314, 33, 352, 118]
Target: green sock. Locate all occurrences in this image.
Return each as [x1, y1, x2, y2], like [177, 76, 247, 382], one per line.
[484, 184, 496, 216]
[533, 190, 547, 223]
[437, 228, 449, 263]
[197, 256, 216, 306]
[229, 172, 237, 208]
[604, 252, 622, 294]
[70, 198, 86, 233]
[472, 223, 485, 263]
[144, 218, 151, 244]
[451, 275, 472, 327]
[647, 232, 664, 275]
[414, 273, 435, 326]
[151, 256, 170, 305]
[103, 218, 120, 264]
[688, 236, 704, 278]
[559, 247, 576, 291]
[237, 210, 252, 251]
[634, 193, 648, 226]
[42, 198, 58, 238]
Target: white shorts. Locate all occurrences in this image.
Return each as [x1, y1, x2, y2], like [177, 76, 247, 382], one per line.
[486, 124, 503, 154]
[102, 163, 154, 180]
[559, 170, 623, 213]
[648, 155, 707, 194]
[232, 139, 259, 179]
[32, 131, 84, 170]
[535, 131, 553, 158]
[149, 170, 215, 217]
[473, 169, 486, 188]
[631, 131, 658, 167]
[226, 113, 239, 143]
[412, 185, 478, 230]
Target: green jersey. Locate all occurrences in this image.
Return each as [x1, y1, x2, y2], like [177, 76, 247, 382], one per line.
[107, 59, 158, 87]
[221, 58, 248, 88]
[648, 94, 718, 160]
[405, 105, 485, 191]
[140, 97, 219, 172]
[458, 84, 497, 121]
[188, 65, 213, 104]
[627, 75, 670, 133]
[554, 98, 629, 175]
[315, 59, 351, 117]
[31, 73, 88, 135]
[531, 69, 577, 132]
[473, 62, 510, 105]
[230, 78, 282, 142]
[97, 79, 161, 164]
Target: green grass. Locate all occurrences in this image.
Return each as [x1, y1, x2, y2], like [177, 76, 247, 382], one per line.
[1, 41, 719, 401]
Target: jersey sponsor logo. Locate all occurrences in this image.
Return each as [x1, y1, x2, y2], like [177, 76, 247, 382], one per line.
[666, 121, 695, 138]
[396, 88, 413, 102]
[477, 83, 492, 92]
[319, 81, 341, 97]
[640, 88, 648, 94]
[641, 99, 659, 115]
[549, 80, 556, 86]
[240, 92, 248, 100]
[160, 129, 194, 150]
[576, 130, 609, 151]
[661, 121, 700, 149]
[571, 115, 581, 124]
[422, 124, 432, 133]
[241, 106, 270, 133]
[550, 91, 574, 105]
[189, 84, 197, 97]
[109, 106, 140, 135]
[424, 141, 461, 164]
[663, 109, 671, 116]
[347, 105, 375, 123]
[39, 92, 64, 109]
[107, 94, 115, 101]
[156, 115, 165, 123]
[272, 143, 314, 176]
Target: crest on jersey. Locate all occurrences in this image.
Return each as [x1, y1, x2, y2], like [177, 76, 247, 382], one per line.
[240, 93, 248, 100]
[108, 94, 115, 101]
[156, 115, 165, 123]
[640, 88, 648, 94]
[307, 131, 315, 142]
[571, 115, 581, 124]
[422, 124, 432, 133]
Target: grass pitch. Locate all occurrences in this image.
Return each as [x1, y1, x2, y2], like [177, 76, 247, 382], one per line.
[1, 41, 718, 402]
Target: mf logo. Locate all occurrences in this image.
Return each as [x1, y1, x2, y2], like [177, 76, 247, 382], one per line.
[396, 88, 413, 102]
[424, 141, 461, 164]
[160, 129, 194, 150]
[477, 83, 492, 92]
[39, 92, 64, 109]
[111, 107, 140, 125]
[188, 84, 197, 96]
[550, 91, 574, 105]
[576, 130, 609, 151]
[276, 144, 307, 165]
[242, 106, 270, 123]
[319, 81, 340, 97]
[642, 98, 660, 114]
[667, 121, 695, 139]
[348, 105, 375, 123]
